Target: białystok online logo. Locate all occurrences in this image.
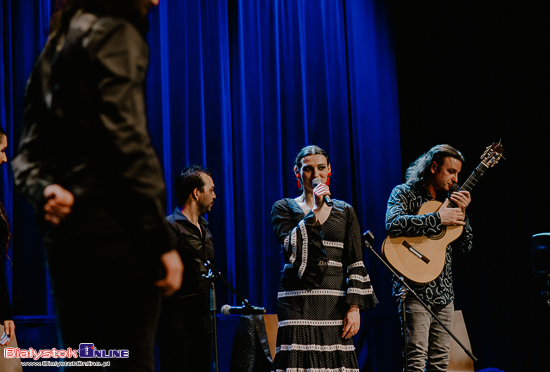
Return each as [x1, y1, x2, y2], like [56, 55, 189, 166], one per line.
[79, 343, 129, 358]
[4, 343, 129, 359]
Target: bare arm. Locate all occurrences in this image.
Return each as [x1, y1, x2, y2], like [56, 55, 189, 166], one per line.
[1, 320, 15, 346]
[341, 305, 360, 339]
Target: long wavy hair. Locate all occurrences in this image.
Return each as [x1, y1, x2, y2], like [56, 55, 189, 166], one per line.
[0, 126, 11, 258]
[0, 204, 10, 259]
[405, 144, 465, 187]
[50, 0, 147, 43]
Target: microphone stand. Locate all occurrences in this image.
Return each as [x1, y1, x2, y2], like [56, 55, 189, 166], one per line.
[202, 259, 264, 372]
[203, 268, 219, 372]
[543, 275, 550, 344]
[362, 231, 477, 371]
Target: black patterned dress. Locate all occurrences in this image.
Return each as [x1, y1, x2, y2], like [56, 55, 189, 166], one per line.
[271, 198, 378, 371]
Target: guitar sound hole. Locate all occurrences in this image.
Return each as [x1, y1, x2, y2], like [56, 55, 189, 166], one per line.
[427, 226, 446, 240]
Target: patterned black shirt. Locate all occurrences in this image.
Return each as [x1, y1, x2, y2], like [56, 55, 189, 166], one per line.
[385, 184, 473, 305]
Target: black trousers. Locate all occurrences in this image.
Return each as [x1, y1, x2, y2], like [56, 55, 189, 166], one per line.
[157, 294, 213, 372]
[45, 219, 162, 372]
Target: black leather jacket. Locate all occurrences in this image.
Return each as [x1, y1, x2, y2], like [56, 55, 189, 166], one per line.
[12, 11, 171, 254]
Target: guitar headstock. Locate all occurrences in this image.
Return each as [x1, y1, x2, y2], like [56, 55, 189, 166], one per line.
[480, 141, 504, 168]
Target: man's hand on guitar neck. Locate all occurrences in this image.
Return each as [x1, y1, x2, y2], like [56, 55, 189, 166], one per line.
[439, 190, 471, 226]
[451, 190, 471, 211]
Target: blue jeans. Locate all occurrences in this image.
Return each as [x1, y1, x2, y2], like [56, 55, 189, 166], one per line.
[399, 297, 454, 372]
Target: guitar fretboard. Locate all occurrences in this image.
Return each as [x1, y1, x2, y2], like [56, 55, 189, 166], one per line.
[447, 163, 488, 209]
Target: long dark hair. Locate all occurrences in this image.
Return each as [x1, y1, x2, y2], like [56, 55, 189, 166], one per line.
[50, 0, 147, 42]
[0, 126, 10, 258]
[405, 144, 465, 187]
[0, 204, 11, 259]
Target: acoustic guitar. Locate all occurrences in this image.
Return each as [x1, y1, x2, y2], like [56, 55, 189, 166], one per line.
[382, 142, 504, 283]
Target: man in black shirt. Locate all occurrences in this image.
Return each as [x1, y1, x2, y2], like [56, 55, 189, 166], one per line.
[157, 164, 216, 372]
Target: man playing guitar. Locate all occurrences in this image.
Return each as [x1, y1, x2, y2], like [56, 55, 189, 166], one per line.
[385, 144, 473, 372]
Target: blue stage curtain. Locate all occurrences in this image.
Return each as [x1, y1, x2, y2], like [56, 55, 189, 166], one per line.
[343, 1, 402, 368]
[3, 1, 401, 370]
[145, 1, 402, 369]
[2, 0, 55, 317]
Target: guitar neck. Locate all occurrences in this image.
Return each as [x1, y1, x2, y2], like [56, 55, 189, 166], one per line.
[447, 163, 488, 208]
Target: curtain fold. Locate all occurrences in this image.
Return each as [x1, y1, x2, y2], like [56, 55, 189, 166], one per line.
[344, 1, 402, 368]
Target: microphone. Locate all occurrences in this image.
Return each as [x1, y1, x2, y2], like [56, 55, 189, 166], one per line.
[363, 230, 375, 249]
[221, 304, 266, 316]
[312, 178, 333, 207]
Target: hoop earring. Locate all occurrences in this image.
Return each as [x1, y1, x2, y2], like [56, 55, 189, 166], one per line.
[326, 172, 332, 186]
[295, 174, 302, 189]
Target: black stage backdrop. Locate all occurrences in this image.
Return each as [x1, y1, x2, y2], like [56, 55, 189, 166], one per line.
[391, 1, 550, 371]
[1, 0, 549, 371]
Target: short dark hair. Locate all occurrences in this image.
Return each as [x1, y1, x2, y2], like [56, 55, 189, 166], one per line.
[175, 164, 212, 206]
[405, 144, 465, 187]
[50, 0, 148, 41]
[294, 145, 330, 169]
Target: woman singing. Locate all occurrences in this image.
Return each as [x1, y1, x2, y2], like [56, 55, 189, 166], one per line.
[270, 145, 377, 371]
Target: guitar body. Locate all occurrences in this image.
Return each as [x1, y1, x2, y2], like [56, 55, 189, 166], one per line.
[382, 200, 464, 284]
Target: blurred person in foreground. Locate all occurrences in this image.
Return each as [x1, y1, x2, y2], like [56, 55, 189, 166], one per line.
[12, 0, 182, 370]
[0, 127, 15, 346]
